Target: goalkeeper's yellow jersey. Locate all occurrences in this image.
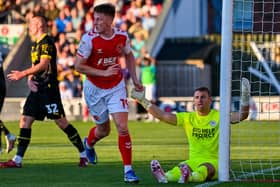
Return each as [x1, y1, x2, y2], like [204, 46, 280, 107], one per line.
[176, 109, 220, 161]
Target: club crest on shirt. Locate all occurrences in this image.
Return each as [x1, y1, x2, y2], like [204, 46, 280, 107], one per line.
[210, 120, 216, 127]
[97, 48, 103, 54]
[116, 43, 124, 54]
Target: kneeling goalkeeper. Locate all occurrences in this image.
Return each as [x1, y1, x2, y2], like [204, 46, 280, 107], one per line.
[131, 78, 250, 183]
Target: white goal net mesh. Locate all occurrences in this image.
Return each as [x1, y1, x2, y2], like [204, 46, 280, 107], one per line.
[230, 0, 280, 181]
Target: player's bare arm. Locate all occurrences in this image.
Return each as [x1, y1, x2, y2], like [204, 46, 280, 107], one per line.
[125, 52, 143, 91]
[148, 105, 177, 125]
[75, 56, 121, 77]
[131, 88, 177, 125]
[7, 57, 50, 81]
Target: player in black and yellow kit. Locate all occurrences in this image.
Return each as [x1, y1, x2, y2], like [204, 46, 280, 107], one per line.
[0, 52, 16, 154]
[0, 16, 88, 168]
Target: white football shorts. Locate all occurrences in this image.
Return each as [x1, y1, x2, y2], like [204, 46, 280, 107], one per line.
[83, 79, 128, 124]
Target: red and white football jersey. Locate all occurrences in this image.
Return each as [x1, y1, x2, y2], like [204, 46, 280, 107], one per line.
[77, 27, 131, 89]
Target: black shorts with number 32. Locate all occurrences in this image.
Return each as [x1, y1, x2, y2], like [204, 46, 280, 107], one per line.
[23, 84, 66, 120]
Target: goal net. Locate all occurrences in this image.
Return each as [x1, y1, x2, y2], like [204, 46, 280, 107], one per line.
[223, 0, 280, 181]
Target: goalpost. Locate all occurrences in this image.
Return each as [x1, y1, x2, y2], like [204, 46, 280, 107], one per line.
[219, 0, 280, 182]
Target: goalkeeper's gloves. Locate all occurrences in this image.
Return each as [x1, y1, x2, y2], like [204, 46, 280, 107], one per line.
[240, 77, 250, 106]
[131, 88, 152, 109]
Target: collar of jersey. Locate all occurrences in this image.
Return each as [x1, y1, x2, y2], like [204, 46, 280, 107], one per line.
[36, 33, 47, 43]
[96, 28, 116, 40]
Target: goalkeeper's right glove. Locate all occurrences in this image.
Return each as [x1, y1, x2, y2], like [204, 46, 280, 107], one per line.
[240, 77, 251, 106]
[131, 88, 152, 109]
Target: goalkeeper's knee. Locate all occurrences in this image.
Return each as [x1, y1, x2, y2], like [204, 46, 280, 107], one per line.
[191, 165, 208, 182]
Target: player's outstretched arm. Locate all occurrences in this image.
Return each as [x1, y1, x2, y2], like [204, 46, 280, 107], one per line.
[131, 88, 177, 125]
[231, 77, 250, 124]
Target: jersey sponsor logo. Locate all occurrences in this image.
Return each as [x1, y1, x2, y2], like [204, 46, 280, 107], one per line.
[192, 127, 216, 139]
[97, 57, 117, 66]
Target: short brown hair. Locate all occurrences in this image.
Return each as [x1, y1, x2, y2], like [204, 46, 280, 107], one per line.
[94, 3, 115, 18]
[194, 87, 211, 96]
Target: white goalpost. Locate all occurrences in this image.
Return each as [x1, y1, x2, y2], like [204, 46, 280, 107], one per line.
[219, 0, 233, 182]
[219, 0, 280, 182]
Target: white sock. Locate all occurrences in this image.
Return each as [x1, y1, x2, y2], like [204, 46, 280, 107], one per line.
[124, 165, 132, 173]
[13, 155, 22, 164]
[80, 151, 87, 158]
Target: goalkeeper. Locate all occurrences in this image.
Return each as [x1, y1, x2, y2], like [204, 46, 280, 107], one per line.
[131, 78, 250, 183]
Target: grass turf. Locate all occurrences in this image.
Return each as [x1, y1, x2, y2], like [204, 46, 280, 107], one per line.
[0, 120, 279, 186]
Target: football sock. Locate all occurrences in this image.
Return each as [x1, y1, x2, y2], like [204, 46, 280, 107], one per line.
[17, 128, 31, 157]
[118, 134, 132, 165]
[190, 165, 208, 182]
[87, 126, 100, 146]
[63, 124, 85, 152]
[12, 155, 22, 164]
[124, 165, 132, 173]
[80, 151, 87, 158]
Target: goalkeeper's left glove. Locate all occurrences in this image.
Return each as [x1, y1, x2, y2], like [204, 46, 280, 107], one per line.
[240, 77, 250, 106]
[131, 88, 152, 109]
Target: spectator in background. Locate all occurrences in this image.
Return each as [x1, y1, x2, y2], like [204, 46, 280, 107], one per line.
[80, 11, 94, 33]
[55, 10, 71, 33]
[128, 16, 149, 40]
[24, 8, 35, 24]
[59, 81, 73, 99]
[66, 0, 77, 9]
[76, 0, 85, 20]
[142, 9, 156, 33]
[127, 0, 142, 17]
[0, 0, 13, 23]
[142, 0, 160, 17]
[131, 31, 146, 59]
[113, 9, 124, 28]
[135, 0, 144, 8]
[70, 7, 82, 31]
[124, 9, 136, 30]
[50, 23, 59, 42]
[56, 32, 70, 56]
[33, 3, 45, 17]
[140, 52, 157, 122]
[44, 0, 60, 25]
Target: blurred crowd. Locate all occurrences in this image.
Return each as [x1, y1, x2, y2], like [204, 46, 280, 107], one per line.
[0, 0, 163, 121]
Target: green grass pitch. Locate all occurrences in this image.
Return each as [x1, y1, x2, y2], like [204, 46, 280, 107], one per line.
[0, 120, 279, 187]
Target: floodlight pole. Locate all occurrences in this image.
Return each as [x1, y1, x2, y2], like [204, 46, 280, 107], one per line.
[219, 0, 233, 182]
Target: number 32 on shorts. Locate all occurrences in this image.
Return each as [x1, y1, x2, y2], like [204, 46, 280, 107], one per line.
[45, 104, 59, 114]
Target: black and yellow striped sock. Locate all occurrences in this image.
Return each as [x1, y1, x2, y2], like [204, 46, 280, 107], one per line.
[63, 124, 85, 153]
[17, 128, 31, 157]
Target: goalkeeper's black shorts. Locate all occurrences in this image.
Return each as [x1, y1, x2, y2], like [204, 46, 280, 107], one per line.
[23, 84, 66, 121]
